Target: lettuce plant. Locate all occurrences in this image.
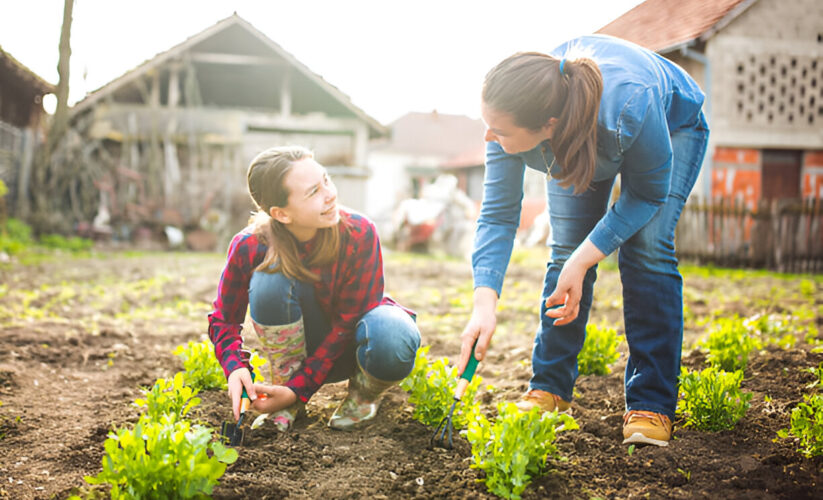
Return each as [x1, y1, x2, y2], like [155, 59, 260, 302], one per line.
[133, 372, 200, 421]
[677, 366, 752, 431]
[700, 316, 761, 372]
[173, 340, 227, 391]
[85, 414, 237, 499]
[578, 323, 622, 376]
[467, 403, 577, 499]
[778, 362, 823, 457]
[400, 345, 482, 429]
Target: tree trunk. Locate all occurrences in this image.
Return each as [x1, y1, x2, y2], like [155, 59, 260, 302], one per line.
[30, 0, 73, 234]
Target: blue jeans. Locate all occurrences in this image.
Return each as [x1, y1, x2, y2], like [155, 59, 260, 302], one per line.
[247, 271, 420, 383]
[532, 120, 708, 420]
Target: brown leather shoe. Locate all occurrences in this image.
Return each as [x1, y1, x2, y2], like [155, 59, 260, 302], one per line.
[622, 410, 672, 447]
[515, 389, 570, 413]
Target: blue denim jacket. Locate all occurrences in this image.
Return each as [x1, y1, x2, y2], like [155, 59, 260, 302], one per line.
[473, 35, 706, 296]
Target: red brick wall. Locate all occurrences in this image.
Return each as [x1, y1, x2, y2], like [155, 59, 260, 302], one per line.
[802, 151, 823, 200]
[711, 147, 761, 209]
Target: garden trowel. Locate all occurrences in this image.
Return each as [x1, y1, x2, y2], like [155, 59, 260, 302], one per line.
[221, 373, 267, 446]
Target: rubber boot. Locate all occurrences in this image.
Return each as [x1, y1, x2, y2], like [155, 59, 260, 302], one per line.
[252, 318, 307, 431]
[328, 363, 398, 430]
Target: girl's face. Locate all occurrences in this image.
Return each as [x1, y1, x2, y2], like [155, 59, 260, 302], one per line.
[481, 102, 555, 154]
[270, 157, 339, 241]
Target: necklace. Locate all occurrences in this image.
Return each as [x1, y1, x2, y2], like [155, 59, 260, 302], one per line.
[540, 145, 556, 181]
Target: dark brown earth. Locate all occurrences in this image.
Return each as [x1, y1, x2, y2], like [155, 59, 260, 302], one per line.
[0, 248, 821, 499]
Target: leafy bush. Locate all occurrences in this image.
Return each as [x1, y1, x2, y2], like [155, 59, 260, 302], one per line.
[400, 345, 482, 429]
[677, 366, 752, 431]
[467, 403, 577, 499]
[0, 218, 33, 255]
[85, 414, 237, 499]
[134, 372, 201, 421]
[700, 316, 761, 371]
[578, 323, 621, 375]
[38, 233, 93, 252]
[173, 340, 228, 391]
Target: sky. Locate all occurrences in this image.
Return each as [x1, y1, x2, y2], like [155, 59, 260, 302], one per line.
[0, 0, 645, 124]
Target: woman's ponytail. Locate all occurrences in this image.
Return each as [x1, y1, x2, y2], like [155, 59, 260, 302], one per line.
[551, 58, 602, 194]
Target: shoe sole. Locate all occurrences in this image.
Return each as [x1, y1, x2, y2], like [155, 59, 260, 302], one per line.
[622, 432, 669, 447]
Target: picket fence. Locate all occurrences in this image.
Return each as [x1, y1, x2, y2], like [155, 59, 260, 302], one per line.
[675, 198, 823, 273]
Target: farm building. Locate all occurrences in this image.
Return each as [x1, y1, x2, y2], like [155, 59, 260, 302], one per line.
[367, 111, 547, 248]
[67, 14, 386, 249]
[365, 111, 485, 235]
[0, 45, 54, 218]
[598, 0, 823, 207]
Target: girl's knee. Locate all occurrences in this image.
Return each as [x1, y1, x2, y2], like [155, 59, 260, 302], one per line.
[248, 271, 301, 325]
[357, 306, 420, 380]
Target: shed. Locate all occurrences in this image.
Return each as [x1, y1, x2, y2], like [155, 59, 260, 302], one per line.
[0, 45, 55, 217]
[69, 14, 387, 248]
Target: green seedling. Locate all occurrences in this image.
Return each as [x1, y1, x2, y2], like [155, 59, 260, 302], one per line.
[677, 366, 752, 431]
[400, 345, 483, 430]
[778, 363, 823, 457]
[173, 340, 227, 391]
[578, 323, 622, 376]
[86, 414, 237, 499]
[134, 372, 201, 421]
[467, 402, 577, 500]
[700, 316, 761, 372]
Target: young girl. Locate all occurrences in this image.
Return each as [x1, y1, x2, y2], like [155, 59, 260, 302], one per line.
[208, 145, 420, 431]
[458, 35, 709, 447]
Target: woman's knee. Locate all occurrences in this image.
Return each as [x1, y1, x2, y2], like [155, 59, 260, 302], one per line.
[248, 271, 302, 325]
[356, 305, 421, 381]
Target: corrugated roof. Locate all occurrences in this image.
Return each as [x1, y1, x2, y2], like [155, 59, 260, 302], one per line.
[596, 0, 756, 52]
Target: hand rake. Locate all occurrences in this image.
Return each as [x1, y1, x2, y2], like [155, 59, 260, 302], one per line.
[431, 341, 480, 449]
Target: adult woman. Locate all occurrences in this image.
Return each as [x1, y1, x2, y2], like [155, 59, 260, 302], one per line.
[209, 145, 420, 431]
[459, 35, 709, 447]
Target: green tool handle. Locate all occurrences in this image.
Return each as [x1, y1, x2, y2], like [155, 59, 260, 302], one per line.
[455, 341, 480, 401]
[238, 371, 257, 413]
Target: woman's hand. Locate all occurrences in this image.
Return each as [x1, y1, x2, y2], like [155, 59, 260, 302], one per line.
[227, 367, 257, 421]
[250, 384, 298, 413]
[545, 240, 606, 326]
[458, 287, 498, 375]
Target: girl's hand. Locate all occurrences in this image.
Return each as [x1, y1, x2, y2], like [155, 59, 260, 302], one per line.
[227, 368, 257, 421]
[251, 384, 298, 413]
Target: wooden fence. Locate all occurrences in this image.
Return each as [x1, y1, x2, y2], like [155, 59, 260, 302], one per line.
[676, 197, 823, 273]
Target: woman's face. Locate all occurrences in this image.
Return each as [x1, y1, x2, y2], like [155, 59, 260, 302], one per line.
[481, 102, 555, 154]
[271, 157, 339, 241]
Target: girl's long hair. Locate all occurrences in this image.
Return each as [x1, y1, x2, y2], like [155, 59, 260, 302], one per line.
[246, 145, 342, 281]
[483, 51, 603, 194]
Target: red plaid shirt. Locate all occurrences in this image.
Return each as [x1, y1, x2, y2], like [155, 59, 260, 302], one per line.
[208, 210, 413, 402]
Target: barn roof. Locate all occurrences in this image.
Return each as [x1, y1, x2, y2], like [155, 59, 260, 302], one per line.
[72, 14, 386, 137]
[0, 45, 55, 94]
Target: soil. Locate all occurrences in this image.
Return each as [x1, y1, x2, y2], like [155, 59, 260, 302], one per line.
[0, 249, 822, 499]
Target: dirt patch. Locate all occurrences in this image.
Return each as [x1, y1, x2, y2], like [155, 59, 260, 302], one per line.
[0, 251, 821, 499]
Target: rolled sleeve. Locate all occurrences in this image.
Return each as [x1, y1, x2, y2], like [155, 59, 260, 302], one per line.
[471, 141, 525, 297]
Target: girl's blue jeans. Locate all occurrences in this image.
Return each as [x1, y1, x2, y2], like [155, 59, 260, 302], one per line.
[248, 271, 420, 383]
[532, 120, 709, 420]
